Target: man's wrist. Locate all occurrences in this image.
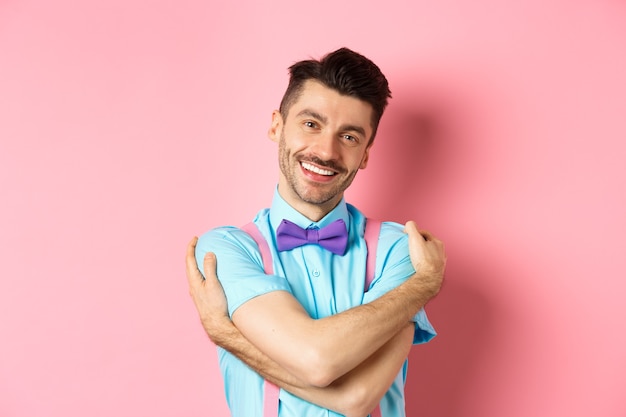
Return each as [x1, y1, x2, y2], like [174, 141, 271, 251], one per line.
[411, 267, 442, 297]
[201, 314, 236, 345]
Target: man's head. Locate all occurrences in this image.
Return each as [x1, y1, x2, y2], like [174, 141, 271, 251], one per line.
[278, 47, 391, 144]
[268, 48, 391, 221]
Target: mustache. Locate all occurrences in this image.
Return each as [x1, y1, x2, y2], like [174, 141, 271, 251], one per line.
[298, 155, 346, 173]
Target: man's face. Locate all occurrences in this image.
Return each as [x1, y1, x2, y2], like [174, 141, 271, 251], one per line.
[269, 80, 374, 218]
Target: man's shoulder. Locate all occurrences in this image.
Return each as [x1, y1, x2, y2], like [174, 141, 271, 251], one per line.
[195, 226, 252, 260]
[377, 221, 409, 255]
[199, 225, 248, 241]
[379, 220, 405, 237]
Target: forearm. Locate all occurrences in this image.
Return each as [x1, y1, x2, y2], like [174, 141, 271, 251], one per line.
[212, 317, 414, 417]
[301, 270, 437, 381]
[287, 322, 415, 417]
[205, 317, 307, 390]
[234, 272, 437, 386]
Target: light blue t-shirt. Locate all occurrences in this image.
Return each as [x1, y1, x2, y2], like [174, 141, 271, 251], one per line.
[195, 189, 436, 417]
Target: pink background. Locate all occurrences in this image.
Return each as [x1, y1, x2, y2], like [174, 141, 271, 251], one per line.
[1, 0, 625, 416]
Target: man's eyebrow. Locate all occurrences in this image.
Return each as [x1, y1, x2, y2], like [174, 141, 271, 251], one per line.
[296, 109, 328, 124]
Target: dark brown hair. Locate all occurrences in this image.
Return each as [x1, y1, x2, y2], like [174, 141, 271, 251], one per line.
[279, 47, 392, 143]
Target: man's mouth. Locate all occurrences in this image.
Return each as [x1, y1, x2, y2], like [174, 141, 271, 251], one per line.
[301, 162, 336, 176]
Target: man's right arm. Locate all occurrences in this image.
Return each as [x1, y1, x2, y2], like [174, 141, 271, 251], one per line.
[231, 221, 443, 386]
[187, 245, 416, 417]
[230, 268, 435, 386]
[211, 316, 414, 417]
[190, 221, 445, 387]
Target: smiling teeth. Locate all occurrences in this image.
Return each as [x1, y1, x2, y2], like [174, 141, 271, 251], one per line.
[302, 162, 334, 176]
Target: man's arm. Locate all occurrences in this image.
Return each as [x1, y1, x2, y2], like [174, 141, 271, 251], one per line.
[230, 274, 423, 387]
[186, 243, 415, 417]
[232, 221, 443, 386]
[189, 221, 445, 387]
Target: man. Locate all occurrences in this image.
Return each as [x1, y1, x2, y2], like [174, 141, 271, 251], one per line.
[185, 47, 446, 417]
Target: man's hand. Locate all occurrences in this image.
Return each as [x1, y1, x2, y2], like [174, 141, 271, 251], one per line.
[185, 237, 232, 343]
[404, 221, 446, 299]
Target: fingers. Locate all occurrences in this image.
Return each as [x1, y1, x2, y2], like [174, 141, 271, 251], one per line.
[403, 220, 418, 236]
[186, 237, 203, 287]
[203, 251, 217, 281]
[186, 236, 198, 263]
[185, 236, 219, 289]
[404, 221, 429, 241]
[404, 220, 437, 242]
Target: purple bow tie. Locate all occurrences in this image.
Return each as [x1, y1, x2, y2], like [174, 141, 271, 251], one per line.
[276, 219, 348, 256]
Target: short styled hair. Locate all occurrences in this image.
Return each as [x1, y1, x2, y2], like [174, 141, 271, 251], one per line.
[278, 47, 392, 143]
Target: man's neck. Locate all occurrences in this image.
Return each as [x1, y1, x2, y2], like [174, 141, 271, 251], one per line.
[276, 185, 341, 223]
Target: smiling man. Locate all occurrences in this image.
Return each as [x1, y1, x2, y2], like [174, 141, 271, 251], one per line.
[186, 48, 446, 417]
[273, 79, 373, 221]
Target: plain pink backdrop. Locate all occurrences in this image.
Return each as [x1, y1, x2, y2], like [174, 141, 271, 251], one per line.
[1, 1, 625, 416]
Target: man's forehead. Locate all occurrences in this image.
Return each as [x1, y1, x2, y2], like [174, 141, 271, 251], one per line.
[289, 81, 374, 123]
[296, 80, 340, 101]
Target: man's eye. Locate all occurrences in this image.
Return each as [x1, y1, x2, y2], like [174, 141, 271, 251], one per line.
[343, 134, 357, 142]
[304, 121, 317, 128]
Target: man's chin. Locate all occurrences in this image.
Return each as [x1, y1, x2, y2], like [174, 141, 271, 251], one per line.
[296, 189, 338, 206]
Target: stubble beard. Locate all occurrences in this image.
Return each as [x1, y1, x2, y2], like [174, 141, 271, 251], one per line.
[278, 133, 359, 206]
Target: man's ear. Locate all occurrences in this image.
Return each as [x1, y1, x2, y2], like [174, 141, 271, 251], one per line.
[268, 110, 283, 143]
[359, 143, 372, 169]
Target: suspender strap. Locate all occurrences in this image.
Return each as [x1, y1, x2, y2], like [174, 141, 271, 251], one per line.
[363, 219, 382, 417]
[263, 381, 280, 417]
[363, 218, 381, 292]
[241, 222, 281, 416]
[241, 222, 274, 275]
[242, 219, 383, 417]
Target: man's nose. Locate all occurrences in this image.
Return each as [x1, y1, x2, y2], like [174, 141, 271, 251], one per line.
[311, 131, 338, 161]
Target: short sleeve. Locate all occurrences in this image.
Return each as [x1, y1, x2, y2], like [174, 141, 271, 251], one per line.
[195, 226, 292, 317]
[361, 222, 437, 345]
[413, 308, 437, 344]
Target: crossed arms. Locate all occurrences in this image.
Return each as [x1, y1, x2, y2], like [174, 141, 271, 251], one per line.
[185, 221, 446, 417]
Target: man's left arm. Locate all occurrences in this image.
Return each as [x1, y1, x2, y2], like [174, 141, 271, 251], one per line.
[186, 239, 414, 417]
